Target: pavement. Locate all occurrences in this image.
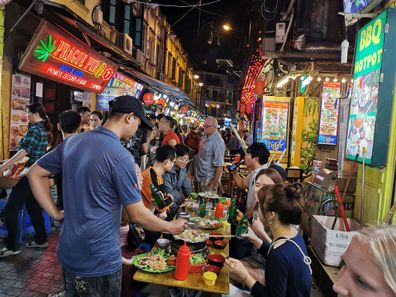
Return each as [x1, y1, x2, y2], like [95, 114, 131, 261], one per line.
[0, 233, 63, 297]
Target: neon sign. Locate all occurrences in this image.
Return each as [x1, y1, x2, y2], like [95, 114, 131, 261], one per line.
[19, 21, 117, 93]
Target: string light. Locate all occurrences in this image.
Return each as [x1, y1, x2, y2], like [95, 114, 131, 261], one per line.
[317, 77, 322, 82]
[333, 77, 338, 82]
[325, 77, 330, 82]
[341, 78, 346, 83]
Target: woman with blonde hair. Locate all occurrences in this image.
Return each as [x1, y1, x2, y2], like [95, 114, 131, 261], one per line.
[333, 225, 396, 297]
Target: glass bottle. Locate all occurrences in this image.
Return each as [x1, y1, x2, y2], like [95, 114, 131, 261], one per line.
[199, 197, 206, 218]
[150, 184, 166, 209]
[228, 198, 237, 224]
[236, 214, 248, 236]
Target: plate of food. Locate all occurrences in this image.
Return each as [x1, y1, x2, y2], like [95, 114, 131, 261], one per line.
[132, 248, 175, 273]
[198, 219, 222, 230]
[173, 229, 209, 243]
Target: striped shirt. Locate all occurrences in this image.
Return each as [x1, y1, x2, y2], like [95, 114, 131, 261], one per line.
[18, 121, 48, 167]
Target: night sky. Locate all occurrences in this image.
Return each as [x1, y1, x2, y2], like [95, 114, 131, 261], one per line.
[156, 0, 252, 73]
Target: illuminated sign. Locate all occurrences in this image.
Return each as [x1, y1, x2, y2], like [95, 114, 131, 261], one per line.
[318, 81, 341, 145]
[97, 72, 144, 111]
[353, 11, 386, 78]
[19, 21, 117, 93]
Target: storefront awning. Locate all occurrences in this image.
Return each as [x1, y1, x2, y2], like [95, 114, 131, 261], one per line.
[125, 69, 194, 107]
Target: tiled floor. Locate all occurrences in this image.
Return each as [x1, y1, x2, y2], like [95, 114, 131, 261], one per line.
[0, 232, 326, 297]
[0, 233, 63, 297]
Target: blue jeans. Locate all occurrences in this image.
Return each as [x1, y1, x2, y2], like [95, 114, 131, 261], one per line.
[64, 268, 122, 297]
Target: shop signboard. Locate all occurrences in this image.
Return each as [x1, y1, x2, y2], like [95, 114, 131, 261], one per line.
[318, 82, 341, 145]
[97, 72, 144, 111]
[19, 21, 117, 93]
[345, 10, 393, 166]
[96, 87, 124, 111]
[9, 73, 31, 151]
[259, 97, 290, 153]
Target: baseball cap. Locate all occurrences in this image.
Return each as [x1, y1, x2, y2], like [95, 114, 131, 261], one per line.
[109, 95, 153, 130]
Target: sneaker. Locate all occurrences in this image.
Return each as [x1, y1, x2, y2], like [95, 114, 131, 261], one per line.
[48, 291, 64, 297]
[25, 241, 49, 248]
[0, 247, 21, 258]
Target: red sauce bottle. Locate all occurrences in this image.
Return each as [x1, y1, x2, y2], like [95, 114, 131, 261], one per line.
[215, 201, 224, 219]
[174, 242, 190, 281]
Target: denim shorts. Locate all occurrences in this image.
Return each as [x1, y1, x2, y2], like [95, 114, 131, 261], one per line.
[64, 269, 122, 297]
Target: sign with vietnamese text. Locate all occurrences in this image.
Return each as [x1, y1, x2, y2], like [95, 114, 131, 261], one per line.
[260, 99, 289, 152]
[19, 21, 117, 93]
[318, 82, 341, 145]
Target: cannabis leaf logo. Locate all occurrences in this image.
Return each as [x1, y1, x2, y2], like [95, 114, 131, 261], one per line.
[33, 35, 56, 62]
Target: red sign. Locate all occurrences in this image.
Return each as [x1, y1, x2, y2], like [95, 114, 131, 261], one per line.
[19, 21, 117, 93]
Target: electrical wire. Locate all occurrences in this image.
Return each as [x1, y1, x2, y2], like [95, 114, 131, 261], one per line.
[170, 0, 200, 28]
[260, 0, 279, 22]
[177, 0, 224, 16]
[134, 0, 223, 8]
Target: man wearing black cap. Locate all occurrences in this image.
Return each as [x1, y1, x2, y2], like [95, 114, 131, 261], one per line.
[27, 95, 187, 297]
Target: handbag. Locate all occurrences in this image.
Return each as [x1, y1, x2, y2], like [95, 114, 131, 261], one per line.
[127, 223, 145, 249]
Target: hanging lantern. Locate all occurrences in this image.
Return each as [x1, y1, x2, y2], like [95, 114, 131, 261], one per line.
[180, 106, 189, 114]
[143, 92, 155, 105]
[255, 79, 266, 94]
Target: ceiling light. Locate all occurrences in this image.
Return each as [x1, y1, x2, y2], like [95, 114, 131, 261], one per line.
[198, 82, 204, 87]
[317, 77, 322, 82]
[341, 78, 347, 83]
[193, 74, 199, 79]
[325, 77, 330, 82]
[333, 77, 338, 82]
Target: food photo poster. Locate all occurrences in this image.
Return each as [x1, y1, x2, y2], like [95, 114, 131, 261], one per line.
[10, 73, 31, 151]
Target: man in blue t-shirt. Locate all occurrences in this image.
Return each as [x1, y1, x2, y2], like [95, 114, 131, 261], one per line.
[27, 95, 187, 297]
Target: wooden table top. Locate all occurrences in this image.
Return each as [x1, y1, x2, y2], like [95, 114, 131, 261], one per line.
[133, 223, 231, 294]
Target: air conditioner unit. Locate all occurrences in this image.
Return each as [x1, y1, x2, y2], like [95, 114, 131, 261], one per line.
[120, 33, 133, 55]
[93, 7, 103, 25]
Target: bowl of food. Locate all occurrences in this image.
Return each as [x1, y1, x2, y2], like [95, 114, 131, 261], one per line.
[213, 240, 227, 250]
[178, 212, 191, 220]
[157, 238, 171, 249]
[205, 239, 213, 247]
[204, 265, 221, 275]
[207, 254, 225, 268]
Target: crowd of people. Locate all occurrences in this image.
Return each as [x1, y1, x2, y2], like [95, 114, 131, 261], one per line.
[0, 95, 395, 297]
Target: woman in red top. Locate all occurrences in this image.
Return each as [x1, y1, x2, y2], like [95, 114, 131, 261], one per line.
[159, 115, 180, 146]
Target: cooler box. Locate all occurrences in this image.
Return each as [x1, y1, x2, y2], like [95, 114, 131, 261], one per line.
[311, 215, 360, 267]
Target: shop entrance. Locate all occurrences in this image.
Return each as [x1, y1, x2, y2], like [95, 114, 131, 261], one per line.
[32, 77, 80, 146]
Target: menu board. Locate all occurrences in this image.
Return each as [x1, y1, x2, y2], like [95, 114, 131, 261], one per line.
[97, 72, 144, 111]
[9, 73, 31, 151]
[260, 98, 289, 152]
[345, 11, 386, 165]
[318, 82, 341, 145]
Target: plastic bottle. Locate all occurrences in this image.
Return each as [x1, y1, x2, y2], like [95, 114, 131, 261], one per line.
[174, 242, 190, 281]
[228, 198, 237, 224]
[150, 184, 165, 209]
[215, 201, 224, 219]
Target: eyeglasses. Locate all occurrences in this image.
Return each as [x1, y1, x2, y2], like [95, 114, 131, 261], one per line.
[203, 125, 215, 129]
[178, 157, 190, 163]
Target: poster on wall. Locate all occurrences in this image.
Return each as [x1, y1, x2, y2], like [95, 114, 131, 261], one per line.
[318, 81, 341, 145]
[260, 98, 289, 152]
[345, 10, 386, 165]
[97, 72, 144, 111]
[9, 73, 31, 151]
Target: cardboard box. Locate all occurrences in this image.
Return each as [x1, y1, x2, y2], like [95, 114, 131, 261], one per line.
[311, 215, 360, 267]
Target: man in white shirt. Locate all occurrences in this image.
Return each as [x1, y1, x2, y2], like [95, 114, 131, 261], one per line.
[233, 143, 270, 219]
